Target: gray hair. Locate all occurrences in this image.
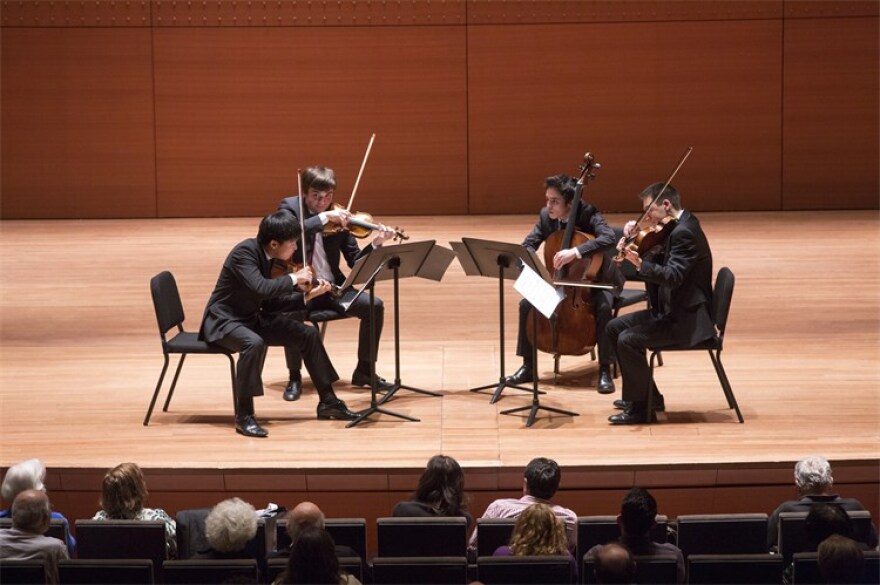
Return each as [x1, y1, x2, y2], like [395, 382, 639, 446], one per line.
[205, 498, 257, 553]
[1, 458, 46, 501]
[11, 489, 51, 534]
[795, 456, 833, 493]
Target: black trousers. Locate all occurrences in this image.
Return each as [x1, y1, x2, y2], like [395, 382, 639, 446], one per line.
[284, 292, 384, 377]
[214, 315, 340, 416]
[604, 309, 675, 404]
[516, 288, 615, 366]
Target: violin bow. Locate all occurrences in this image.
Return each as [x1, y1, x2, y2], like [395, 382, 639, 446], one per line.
[297, 169, 309, 266]
[636, 146, 693, 226]
[346, 133, 376, 211]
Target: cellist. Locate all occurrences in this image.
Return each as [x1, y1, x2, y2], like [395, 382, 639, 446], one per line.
[606, 183, 714, 425]
[505, 174, 623, 393]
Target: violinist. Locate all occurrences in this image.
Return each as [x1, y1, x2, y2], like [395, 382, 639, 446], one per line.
[505, 174, 623, 393]
[198, 211, 358, 438]
[606, 183, 713, 425]
[277, 166, 396, 400]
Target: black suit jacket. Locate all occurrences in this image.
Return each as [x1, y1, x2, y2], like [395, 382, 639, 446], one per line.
[278, 196, 374, 287]
[522, 201, 623, 291]
[199, 238, 296, 343]
[638, 209, 714, 347]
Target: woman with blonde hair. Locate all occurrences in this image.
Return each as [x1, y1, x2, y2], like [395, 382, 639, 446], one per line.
[92, 462, 177, 557]
[493, 503, 576, 575]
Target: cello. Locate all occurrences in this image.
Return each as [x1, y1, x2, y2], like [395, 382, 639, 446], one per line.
[526, 153, 604, 359]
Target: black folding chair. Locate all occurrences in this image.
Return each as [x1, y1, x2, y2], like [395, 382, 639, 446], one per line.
[58, 559, 154, 584]
[75, 520, 167, 582]
[372, 556, 468, 584]
[778, 510, 874, 562]
[475, 517, 517, 557]
[0, 560, 46, 585]
[576, 515, 668, 566]
[162, 559, 259, 584]
[675, 513, 768, 556]
[275, 517, 367, 561]
[377, 517, 468, 557]
[687, 553, 782, 585]
[478, 555, 573, 584]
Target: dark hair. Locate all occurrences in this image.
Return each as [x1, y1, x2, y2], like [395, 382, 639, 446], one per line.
[524, 457, 561, 500]
[257, 211, 300, 247]
[818, 534, 864, 584]
[302, 166, 337, 193]
[639, 182, 681, 210]
[413, 455, 467, 517]
[805, 503, 853, 550]
[620, 488, 657, 538]
[544, 174, 577, 204]
[594, 543, 636, 584]
[281, 527, 342, 584]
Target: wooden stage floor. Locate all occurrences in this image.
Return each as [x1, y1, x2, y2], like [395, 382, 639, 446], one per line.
[1, 211, 878, 474]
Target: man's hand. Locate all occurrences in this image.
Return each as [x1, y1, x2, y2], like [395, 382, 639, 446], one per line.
[622, 220, 638, 238]
[553, 248, 579, 270]
[292, 266, 314, 287]
[623, 248, 642, 271]
[372, 224, 395, 247]
[325, 208, 351, 226]
[305, 279, 332, 302]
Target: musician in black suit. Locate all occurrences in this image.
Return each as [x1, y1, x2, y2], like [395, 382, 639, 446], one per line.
[606, 183, 714, 424]
[199, 211, 358, 438]
[505, 174, 623, 393]
[277, 166, 395, 401]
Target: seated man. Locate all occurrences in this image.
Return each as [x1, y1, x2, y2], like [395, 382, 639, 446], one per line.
[273, 501, 358, 559]
[593, 543, 636, 584]
[0, 490, 69, 584]
[468, 457, 576, 552]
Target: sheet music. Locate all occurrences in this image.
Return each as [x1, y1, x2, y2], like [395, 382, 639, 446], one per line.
[514, 262, 564, 319]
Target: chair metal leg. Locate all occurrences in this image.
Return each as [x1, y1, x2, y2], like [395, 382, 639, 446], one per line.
[590, 347, 596, 361]
[227, 354, 237, 417]
[162, 354, 187, 412]
[656, 351, 664, 367]
[144, 354, 171, 426]
[646, 351, 661, 422]
[709, 349, 744, 423]
[319, 321, 328, 341]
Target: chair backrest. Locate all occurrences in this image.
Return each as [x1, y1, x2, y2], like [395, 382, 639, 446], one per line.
[778, 510, 874, 562]
[576, 515, 668, 566]
[675, 513, 768, 556]
[372, 556, 468, 584]
[162, 559, 259, 584]
[175, 508, 275, 576]
[712, 267, 735, 335]
[150, 271, 185, 338]
[275, 518, 367, 561]
[686, 553, 782, 585]
[58, 558, 154, 584]
[583, 553, 678, 585]
[478, 555, 573, 584]
[0, 559, 46, 585]
[75, 520, 167, 581]
[266, 556, 362, 583]
[0, 517, 69, 548]
[476, 517, 517, 557]
[377, 517, 468, 557]
[792, 550, 880, 585]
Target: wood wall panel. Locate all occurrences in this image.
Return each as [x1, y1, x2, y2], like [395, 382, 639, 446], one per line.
[152, 26, 467, 217]
[782, 16, 879, 209]
[467, 20, 783, 214]
[0, 28, 156, 218]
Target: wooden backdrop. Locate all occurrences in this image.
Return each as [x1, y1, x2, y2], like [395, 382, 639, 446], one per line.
[2, 0, 878, 218]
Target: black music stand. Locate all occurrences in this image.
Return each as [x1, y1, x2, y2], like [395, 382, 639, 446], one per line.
[452, 238, 546, 404]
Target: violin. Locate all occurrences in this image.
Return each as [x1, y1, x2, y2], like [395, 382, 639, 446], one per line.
[322, 202, 409, 242]
[269, 257, 341, 297]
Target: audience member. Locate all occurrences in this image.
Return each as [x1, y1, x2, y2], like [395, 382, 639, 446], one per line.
[768, 455, 877, 549]
[393, 454, 472, 529]
[468, 457, 576, 551]
[0, 490, 69, 584]
[196, 497, 258, 557]
[587, 488, 684, 584]
[0, 458, 76, 554]
[492, 503, 577, 576]
[274, 526, 361, 585]
[92, 462, 177, 558]
[274, 501, 358, 558]
[805, 503, 855, 551]
[593, 543, 636, 584]
[817, 534, 865, 584]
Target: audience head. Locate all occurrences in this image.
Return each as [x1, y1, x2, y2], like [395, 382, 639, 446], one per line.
[414, 454, 466, 516]
[794, 456, 834, 495]
[806, 503, 853, 550]
[283, 526, 342, 584]
[1, 458, 47, 503]
[593, 543, 636, 584]
[99, 462, 149, 519]
[523, 457, 561, 501]
[286, 501, 325, 544]
[508, 502, 568, 556]
[11, 489, 51, 534]
[619, 488, 657, 539]
[817, 534, 864, 584]
[205, 497, 257, 553]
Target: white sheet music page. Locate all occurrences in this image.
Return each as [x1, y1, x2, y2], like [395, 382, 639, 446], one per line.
[514, 262, 564, 319]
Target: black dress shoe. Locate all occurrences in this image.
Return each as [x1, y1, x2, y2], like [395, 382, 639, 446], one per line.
[597, 367, 615, 395]
[235, 415, 268, 438]
[613, 394, 665, 411]
[317, 400, 358, 421]
[504, 365, 534, 385]
[283, 379, 302, 402]
[608, 405, 656, 425]
[351, 370, 393, 391]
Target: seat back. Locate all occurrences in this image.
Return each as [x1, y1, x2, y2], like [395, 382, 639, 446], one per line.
[58, 558, 154, 584]
[150, 271, 185, 339]
[576, 515, 668, 565]
[0, 559, 46, 585]
[792, 550, 880, 585]
[675, 513, 768, 556]
[0, 517, 69, 548]
[372, 556, 468, 584]
[476, 517, 517, 557]
[712, 267, 735, 337]
[686, 553, 782, 585]
[75, 520, 167, 581]
[266, 555, 362, 583]
[478, 555, 573, 584]
[162, 559, 259, 584]
[583, 553, 678, 584]
[778, 510, 874, 562]
[175, 508, 275, 576]
[275, 518, 367, 561]
[377, 517, 468, 557]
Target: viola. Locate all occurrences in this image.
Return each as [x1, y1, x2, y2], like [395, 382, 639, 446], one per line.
[269, 258, 341, 297]
[322, 202, 409, 242]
